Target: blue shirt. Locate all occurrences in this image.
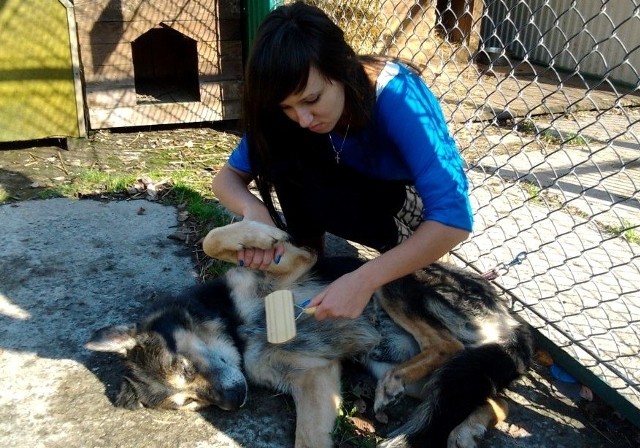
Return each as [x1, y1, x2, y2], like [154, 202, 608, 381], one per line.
[228, 62, 473, 232]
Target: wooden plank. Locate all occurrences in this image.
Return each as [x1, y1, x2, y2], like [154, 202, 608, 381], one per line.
[198, 40, 242, 62]
[78, 40, 241, 72]
[64, 0, 88, 137]
[78, 42, 133, 68]
[85, 79, 241, 109]
[79, 40, 242, 83]
[198, 58, 243, 78]
[76, 19, 242, 44]
[84, 80, 241, 110]
[164, 19, 242, 42]
[86, 87, 137, 108]
[73, 0, 241, 23]
[201, 80, 242, 102]
[82, 64, 135, 83]
[84, 78, 135, 91]
[88, 97, 240, 128]
[78, 49, 244, 84]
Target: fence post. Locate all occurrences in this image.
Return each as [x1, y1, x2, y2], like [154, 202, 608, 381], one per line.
[244, 0, 277, 59]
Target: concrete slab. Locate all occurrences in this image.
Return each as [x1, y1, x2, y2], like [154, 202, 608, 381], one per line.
[0, 198, 294, 448]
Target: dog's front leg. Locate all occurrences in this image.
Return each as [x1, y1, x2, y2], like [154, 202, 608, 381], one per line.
[289, 360, 342, 448]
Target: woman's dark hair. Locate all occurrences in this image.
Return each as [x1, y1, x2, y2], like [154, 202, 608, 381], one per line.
[242, 2, 375, 231]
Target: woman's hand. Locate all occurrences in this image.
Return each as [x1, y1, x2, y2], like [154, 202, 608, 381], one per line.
[309, 271, 376, 320]
[212, 163, 283, 270]
[234, 210, 287, 270]
[307, 222, 469, 319]
[237, 243, 285, 270]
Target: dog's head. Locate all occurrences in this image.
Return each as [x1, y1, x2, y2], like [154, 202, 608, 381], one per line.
[86, 308, 247, 412]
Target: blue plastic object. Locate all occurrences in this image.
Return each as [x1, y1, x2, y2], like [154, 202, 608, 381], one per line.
[550, 364, 578, 383]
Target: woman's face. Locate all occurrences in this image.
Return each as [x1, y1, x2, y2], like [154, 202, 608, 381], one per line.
[279, 65, 345, 134]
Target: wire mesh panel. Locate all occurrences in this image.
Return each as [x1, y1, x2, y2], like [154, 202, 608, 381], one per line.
[283, 0, 640, 415]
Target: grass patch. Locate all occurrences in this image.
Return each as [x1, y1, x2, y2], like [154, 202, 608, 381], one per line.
[0, 187, 9, 202]
[516, 118, 536, 134]
[170, 184, 228, 225]
[35, 188, 65, 200]
[66, 168, 138, 195]
[540, 130, 591, 146]
[516, 119, 591, 146]
[606, 220, 640, 244]
[562, 132, 591, 146]
[519, 179, 543, 204]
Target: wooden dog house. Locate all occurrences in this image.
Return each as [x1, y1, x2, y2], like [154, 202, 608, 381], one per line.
[73, 0, 243, 129]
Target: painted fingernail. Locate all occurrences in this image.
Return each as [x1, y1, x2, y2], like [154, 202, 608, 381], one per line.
[274, 255, 281, 264]
[239, 260, 244, 267]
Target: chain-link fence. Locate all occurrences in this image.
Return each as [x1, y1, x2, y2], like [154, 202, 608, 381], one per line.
[289, 0, 640, 422]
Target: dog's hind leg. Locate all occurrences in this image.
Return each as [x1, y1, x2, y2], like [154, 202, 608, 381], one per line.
[447, 397, 508, 448]
[289, 360, 342, 448]
[374, 299, 464, 411]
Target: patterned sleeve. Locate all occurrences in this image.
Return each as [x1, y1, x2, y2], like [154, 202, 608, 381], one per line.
[377, 66, 473, 232]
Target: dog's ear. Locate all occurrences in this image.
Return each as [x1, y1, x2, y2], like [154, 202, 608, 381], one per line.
[85, 324, 137, 355]
[114, 377, 143, 409]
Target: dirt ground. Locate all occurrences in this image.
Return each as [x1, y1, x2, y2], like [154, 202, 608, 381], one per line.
[1, 126, 639, 447]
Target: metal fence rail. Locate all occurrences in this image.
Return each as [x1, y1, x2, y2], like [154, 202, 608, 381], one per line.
[293, 0, 640, 421]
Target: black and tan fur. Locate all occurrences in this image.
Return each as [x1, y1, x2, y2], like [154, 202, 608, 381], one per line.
[86, 220, 534, 448]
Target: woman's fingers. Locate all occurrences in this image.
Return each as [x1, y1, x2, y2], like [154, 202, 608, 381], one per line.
[308, 291, 327, 319]
[237, 248, 246, 266]
[274, 243, 285, 264]
[237, 247, 281, 270]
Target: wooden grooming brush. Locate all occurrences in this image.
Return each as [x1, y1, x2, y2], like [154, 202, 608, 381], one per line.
[265, 290, 316, 344]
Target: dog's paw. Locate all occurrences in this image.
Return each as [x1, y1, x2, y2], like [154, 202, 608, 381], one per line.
[374, 369, 405, 412]
[202, 221, 289, 260]
[234, 221, 290, 249]
[447, 422, 486, 448]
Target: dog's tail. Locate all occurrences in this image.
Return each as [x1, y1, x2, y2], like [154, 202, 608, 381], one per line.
[380, 326, 533, 448]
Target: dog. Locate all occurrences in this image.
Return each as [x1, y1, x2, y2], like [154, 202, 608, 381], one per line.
[86, 220, 534, 448]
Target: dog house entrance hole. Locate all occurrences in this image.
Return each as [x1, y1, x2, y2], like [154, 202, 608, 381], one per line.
[132, 27, 200, 104]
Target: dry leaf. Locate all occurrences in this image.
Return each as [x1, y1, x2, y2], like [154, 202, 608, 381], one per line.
[535, 349, 554, 367]
[349, 416, 375, 434]
[146, 184, 158, 200]
[579, 385, 594, 401]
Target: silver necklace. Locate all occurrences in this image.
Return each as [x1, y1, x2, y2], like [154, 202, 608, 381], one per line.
[328, 123, 350, 163]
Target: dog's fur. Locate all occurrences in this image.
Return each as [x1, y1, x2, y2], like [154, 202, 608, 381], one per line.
[87, 221, 534, 448]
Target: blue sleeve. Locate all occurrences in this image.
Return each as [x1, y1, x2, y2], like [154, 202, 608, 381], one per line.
[377, 71, 473, 232]
[227, 135, 253, 174]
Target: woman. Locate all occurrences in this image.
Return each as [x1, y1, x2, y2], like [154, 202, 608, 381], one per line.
[211, 2, 473, 320]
